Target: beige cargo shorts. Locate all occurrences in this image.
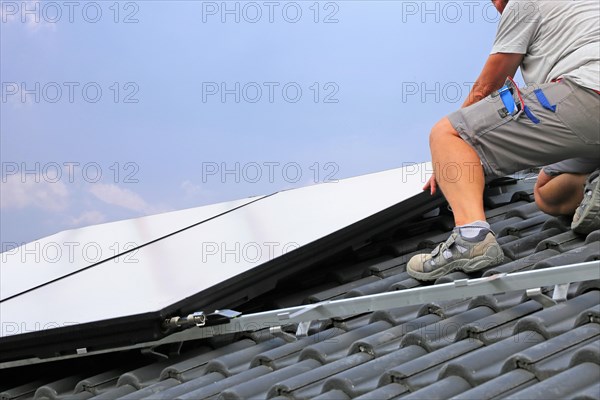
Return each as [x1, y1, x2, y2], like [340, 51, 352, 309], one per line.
[448, 77, 600, 177]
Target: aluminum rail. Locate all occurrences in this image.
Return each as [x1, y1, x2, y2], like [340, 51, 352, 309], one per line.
[2, 261, 598, 369]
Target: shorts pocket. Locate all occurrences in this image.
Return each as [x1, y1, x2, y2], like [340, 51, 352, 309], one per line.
[555, 85, 600, 144]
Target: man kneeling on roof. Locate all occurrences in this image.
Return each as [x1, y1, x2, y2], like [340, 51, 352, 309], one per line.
[407, 0, 600, 281]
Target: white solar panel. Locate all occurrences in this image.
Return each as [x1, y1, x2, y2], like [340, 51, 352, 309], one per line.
[1, 163, 432, 338]
[0, 197, 263, 301]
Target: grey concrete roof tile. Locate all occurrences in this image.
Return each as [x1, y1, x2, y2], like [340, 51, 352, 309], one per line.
[483, 248, 560, 276]
[449, 369, 538, 400]
[88, 384, 136, 400]
[533, 242, 600, 269]
[159, 341, 252, 381]
[497, 234, 520, 246]
[204, 337, 285, 376]
[497, 214, 551, 238]
[33, 375, 87, 400]
[218, 359, 321, 400]
[382, 339, 482, 389]
[501, 323, 600, 379]
[321, 345, 427, 397]
[417, 298, 476, 319]
[1, 381, 51, 400]
[504, 362, 600, 400]
[575, 305, 600, 328]
[366, 256, 409, 275]
[144, 372, 225, 400]
[369, 304, 422, 325]
[585, 229, 600, 244]
[385, 230, 448, 256]
[502, 228, 563, 260]
[485, 200, 529, 223]
[299, 321, 392, 363]
[307, 276, 381, 302]
[570, 342, 600, 367]
[353, 383, 409, 399]
[389, 277, 421, 290]
[490, 216, 524, 237]
[455, 300, 542, 345]
[115, 378, 179, 400]
[402, 375, 472, 400]
[526, 336, 599, 379]
[267, 352, 372, 399]
[250, 328, 340, 369]
[383, 240, 428, 257]
[401, 307, 495, 351]
[328, 256, 393, 284]
[505, 201, 543, 220]
[311, 389, 351, 400]
[344, 272, 411, 298]
[349, 314, 442, 356]
[514, 291, 600, 338]
[439, 331, 545, 386]
[487, 290, 531, 310]
[535, 230, 586, 253]
[571, 280, 600, 298]
[371, 339, 407, 356]
[484, 192, 514, 209]
[174, 365, 272, 400]
[540, 214, 572, 232]
[73, 369, 133, 396]
[68, 391, 94, 400]
[117, 359, 184, 389]
[374, 265, 408, 279]
[332, 313, 373, 332]
[464, 294, 504, 314]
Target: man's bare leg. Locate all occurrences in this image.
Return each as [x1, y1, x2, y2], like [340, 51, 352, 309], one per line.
[429, 117, 486, 226]
[407, 117, 504, 280]
[534, 170, 586, 216]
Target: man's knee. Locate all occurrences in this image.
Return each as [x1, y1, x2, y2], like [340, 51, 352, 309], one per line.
[534, 171, 559, 215]
[534, 185, 558, 215]
[429, 117, 460, 146]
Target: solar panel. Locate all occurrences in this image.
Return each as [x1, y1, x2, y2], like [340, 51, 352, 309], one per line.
[0, 163, 434, 358]
[1, 197, 263, 301]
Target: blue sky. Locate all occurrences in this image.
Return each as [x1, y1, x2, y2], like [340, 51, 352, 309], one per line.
[1, 1, 505, 246]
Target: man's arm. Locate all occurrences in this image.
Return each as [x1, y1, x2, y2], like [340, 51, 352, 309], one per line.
[462, 52, 524, 108]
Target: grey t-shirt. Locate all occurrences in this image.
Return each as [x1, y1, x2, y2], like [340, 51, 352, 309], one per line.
[491, 0, 600, 91]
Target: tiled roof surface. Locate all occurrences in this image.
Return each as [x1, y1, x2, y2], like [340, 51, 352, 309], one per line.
[2, 177, 599, 400]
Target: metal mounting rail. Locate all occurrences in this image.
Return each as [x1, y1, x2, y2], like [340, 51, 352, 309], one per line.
[2, 261, 599, 369]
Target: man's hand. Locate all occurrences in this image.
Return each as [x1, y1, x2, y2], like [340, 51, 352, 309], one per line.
[424, 174, 437, 195]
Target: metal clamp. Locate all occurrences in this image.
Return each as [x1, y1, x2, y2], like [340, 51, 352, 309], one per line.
[164, 312, 206, 329]
[270, 326, 297, 343]
[526, 288, 557, 308]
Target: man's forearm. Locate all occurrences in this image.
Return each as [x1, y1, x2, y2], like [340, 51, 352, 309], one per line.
[461, 53, 524, 108]
[462, 80, 503, 108]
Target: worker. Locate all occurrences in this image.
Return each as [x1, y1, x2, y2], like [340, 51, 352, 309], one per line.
[407, 0, 600, 281]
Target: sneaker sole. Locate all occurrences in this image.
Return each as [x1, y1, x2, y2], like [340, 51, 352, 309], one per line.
[407, 254, 504, 282]
[572, 178, 600, 235]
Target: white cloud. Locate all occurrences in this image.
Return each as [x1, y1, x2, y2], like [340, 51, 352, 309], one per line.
[0, 174, 69, 211]
[69, 210, 106, 227]
[181, 180, 202, 198]
[1, 1, 57, 33]
[88, 183, 155, 214]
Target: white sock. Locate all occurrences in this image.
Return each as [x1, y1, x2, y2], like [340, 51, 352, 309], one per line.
[458, 220, 491, 239]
